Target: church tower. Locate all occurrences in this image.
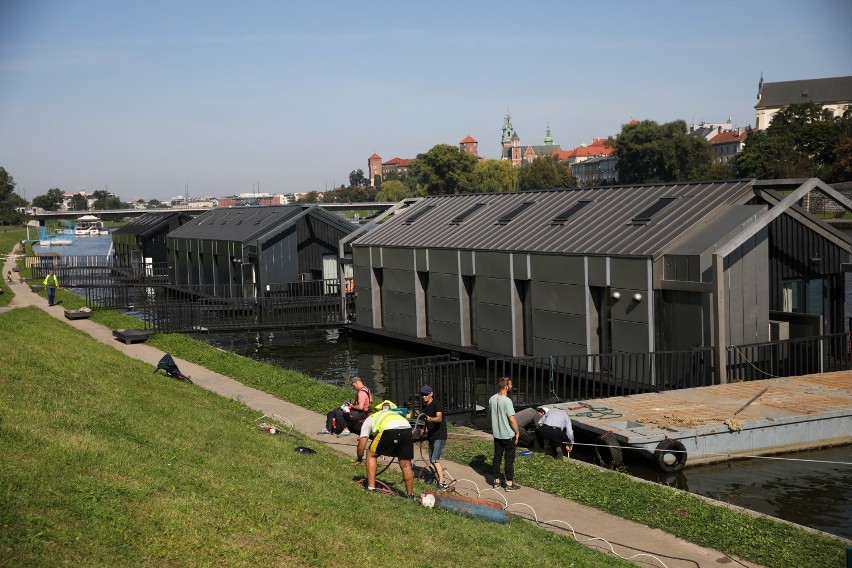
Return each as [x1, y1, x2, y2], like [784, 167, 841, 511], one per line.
[501, 112, 516, 161]
[368, 153, 382, 187]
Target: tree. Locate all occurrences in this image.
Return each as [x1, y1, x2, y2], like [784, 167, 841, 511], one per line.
[613, 119, 713, 184]
[407, 144, 478, 196]
[349, 169, 369, 188]
[736, 103, 852, 182]
[69, 193, 89, 211]
[91, 189, 125, 210]
[0, 167, 27, 225]
[148, 199, 163, 208]
[518, 156, 576, 191]
[473, 160, 519, 193]
[31, 188, 64, 211]
[375, 180, 414, 201]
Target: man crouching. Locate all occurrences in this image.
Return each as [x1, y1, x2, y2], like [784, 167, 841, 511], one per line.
[354, 404, 415, 499]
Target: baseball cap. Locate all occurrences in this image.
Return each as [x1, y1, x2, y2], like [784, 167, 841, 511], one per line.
[419, 385, 433, 395]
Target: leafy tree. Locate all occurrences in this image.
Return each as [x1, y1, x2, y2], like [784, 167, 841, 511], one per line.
[349, 169, 368, 188]
[69, 193, 89, 211]
[518, 156, 576, 190]
[375, 180, 414, 201]
[407, 144, 478, 196]
[299, 191, 319, 203]
[31, 188, 64, 211]
[474, 160, 519, 193]
[613, 119, 713, 184]
[148, 199, 162, 208]
[91, 190, 125, 210]
[737, 103, 852, 182]
[0, 167, 27, 225]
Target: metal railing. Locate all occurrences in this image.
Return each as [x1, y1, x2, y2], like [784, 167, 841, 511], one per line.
[487, 349, 715, 407]
[725, 332, 851, 381]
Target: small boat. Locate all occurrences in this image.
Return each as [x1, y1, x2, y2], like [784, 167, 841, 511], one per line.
[76, 214, 105, 236]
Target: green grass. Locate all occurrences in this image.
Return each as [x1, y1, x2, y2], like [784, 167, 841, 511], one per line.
[443, 439, 847, 568]
[0, 307, 633, 567]
[3, 237, 848, 567]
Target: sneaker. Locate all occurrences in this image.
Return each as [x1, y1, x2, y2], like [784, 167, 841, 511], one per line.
[337, 429, 351, 437]
[504, 483, 521, 491]
[366, 486, 376, 492]
[318, 429, 330, 435]
[408, 494, 419, 501]
[436, 483, 448, 491]
[492, 478, 502, 489]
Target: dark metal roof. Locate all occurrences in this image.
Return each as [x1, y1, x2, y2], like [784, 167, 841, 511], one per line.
[112, 211, 194, 239]
[756, 76, 852, 109]
[352, 180, 758, 258]
[167, 205, 357, 243]
[167, 206, 305, 242]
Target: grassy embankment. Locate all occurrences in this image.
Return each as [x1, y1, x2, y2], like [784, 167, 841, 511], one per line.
[3, 233, 849, 566]
[0, 307, 633, 567]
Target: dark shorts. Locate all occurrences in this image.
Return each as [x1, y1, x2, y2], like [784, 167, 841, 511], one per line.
[370, 427, 414, 460]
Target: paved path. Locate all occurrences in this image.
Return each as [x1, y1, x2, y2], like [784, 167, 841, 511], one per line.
[2, 247, 762, 568]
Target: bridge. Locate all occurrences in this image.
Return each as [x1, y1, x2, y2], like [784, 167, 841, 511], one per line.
[29, 202, 404, 225]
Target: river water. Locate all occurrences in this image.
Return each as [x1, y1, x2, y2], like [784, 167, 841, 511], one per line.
[42, 234, 852, 540]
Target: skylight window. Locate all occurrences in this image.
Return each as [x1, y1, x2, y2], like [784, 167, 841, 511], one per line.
[450, 203, 486, 225]
[551, 200, 592, 224]
[631, 197, 678, 224]
[404, 205, 435, 225]
[496, 201, 534, 225]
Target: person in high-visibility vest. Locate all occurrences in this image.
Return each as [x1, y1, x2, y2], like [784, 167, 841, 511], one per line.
[354, 404, 415, 498]
[43, 269, 60, 306]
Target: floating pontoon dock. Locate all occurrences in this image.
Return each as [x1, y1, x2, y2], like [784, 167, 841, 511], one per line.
[555, 371, 852, 471]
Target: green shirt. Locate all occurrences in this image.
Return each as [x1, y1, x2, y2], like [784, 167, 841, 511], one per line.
[488, 393, 516, 440]
[43, 274, 59, 287]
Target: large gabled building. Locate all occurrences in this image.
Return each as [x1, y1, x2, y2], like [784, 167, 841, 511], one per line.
[349, 179, 851, 383]
[166, 205, 357, 298]
[755, 75, 852, 130]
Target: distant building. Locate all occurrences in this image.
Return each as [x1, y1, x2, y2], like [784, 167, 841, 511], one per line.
[755, 75, 852, 130]
[553, 138, 613, 167]
[382, 157, 415, 179]
[501, 113, 561, 166]
[459, 135, 479, 158]
[166, 205, 357, 298]
[112, 211, 194, 265]
[368, 153, 383, 187]
[573, 155, 618, 186]
[708, 129, 749, 164]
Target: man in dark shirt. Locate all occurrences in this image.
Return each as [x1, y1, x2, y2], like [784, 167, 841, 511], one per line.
[419, 385, 449, 490]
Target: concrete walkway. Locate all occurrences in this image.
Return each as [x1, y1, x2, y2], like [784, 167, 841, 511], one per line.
[2, 247, 761, 568]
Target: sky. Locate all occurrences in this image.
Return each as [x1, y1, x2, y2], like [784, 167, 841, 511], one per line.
[1, 1, 851, 203]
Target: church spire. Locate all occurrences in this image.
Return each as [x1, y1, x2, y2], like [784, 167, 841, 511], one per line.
[544, 122, 553, 145]
[501, 111, 515, 145]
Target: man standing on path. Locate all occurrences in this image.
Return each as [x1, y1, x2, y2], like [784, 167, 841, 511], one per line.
[419, 385, 448, 490]
[43, 269, 59, 306]
[488, 377, 520, 491]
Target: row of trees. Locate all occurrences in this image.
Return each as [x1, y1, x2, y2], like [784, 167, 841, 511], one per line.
[322, 102, 851, 202]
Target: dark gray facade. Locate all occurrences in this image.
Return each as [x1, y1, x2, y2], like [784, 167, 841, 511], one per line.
[112, 211, 194, 264]
[351, 180, 852, 370]
[166, 205, 356, 298]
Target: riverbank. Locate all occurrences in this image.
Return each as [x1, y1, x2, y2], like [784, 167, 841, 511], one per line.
[2, 236, 849, 567]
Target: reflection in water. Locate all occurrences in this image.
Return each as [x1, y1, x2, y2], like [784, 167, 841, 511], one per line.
[626, 446, 852, 540]
[205, 328, 427, 397]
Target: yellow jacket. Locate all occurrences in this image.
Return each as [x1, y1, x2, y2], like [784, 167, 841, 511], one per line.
[43, 273, 59, 287]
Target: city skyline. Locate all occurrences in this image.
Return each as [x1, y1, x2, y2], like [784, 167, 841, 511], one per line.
[1, 0, 851, 202]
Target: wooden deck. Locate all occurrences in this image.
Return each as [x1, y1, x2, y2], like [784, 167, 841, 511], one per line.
[557, 371, 852, 469]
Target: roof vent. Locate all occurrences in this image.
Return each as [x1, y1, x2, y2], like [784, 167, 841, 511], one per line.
[450, 203, 486, 225]
[496, 201, 534, 225]
[404, 205, 435, 225]
[631, 197, 678, 225]
[551, 200, 593, 224]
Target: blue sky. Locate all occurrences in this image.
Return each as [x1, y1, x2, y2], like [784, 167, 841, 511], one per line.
[1, 1, 850, 203]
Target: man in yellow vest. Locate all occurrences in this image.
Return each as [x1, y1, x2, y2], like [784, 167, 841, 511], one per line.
[354, 404, 415, 498]
[43, 269, 60, 306]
